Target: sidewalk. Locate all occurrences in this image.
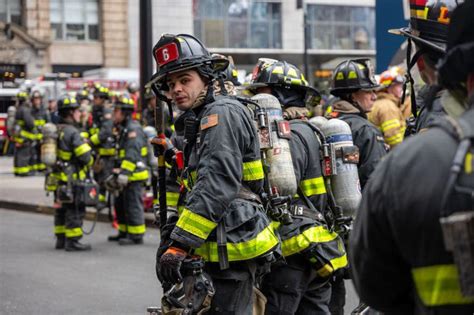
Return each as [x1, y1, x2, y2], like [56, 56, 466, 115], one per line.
[0, 156, 156, 226]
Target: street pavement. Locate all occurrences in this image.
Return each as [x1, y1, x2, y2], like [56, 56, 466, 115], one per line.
[0, 156, 359, 314]
[0, 208, 162, 315]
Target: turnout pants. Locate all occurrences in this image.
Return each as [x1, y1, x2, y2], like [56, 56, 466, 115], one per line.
[54, 199, 85, 240]
[204, 261, 255, 315]
[261, 254, 331, 315]
[93, 156, 115, 204]
[329, 275, 345, 315]
[14, 142, 32, 176]
[115, 181, 146, 238]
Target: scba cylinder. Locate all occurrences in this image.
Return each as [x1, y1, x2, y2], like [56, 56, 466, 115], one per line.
[6, 105, 16, 136]
[41, 123, 58, 167]
[251, 93, 297, 196]
[318, 118, 361, 217]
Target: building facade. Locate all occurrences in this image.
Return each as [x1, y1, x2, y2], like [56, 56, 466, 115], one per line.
[0, 0, 129, 79]
[1, 0, 375, 89]
[129, 0, 376, 88]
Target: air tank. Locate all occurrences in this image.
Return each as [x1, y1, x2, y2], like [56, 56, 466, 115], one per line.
[251, 93, 297, 196]
[41, 123, 58, 167]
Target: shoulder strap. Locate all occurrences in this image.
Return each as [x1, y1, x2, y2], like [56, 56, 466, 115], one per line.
[440, 107, 474, 217]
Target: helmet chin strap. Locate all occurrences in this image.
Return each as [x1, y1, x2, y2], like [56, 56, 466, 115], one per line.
[402, 38, 426, 119]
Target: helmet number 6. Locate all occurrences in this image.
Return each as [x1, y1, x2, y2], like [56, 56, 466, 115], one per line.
[162, 48, 169, 61]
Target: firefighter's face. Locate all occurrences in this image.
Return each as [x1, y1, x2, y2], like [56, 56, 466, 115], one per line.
[72, 108, 81, 123]
[387, 83, 404, 100]
[166, 70, 206, 111]
[113, 108, 125, 124]
[32, 96, 42, 108]
[93, 95, 105, 106]
[352, 89, 376, 113]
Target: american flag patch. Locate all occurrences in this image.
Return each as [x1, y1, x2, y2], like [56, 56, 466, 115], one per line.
[200, 114, 219, 131]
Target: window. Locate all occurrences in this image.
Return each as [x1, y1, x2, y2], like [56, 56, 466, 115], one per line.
[0, 0, 22, 25]
[193, 0, 282, 49]
[308, 5, 375, 50]
[50, 0, 99, 41]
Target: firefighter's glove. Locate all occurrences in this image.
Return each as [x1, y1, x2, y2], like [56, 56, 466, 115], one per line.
[151, 137, 176, 163]
[159, 246, 187, 284]
[116, 174, 129, 189]
[104, 174, 121, 193]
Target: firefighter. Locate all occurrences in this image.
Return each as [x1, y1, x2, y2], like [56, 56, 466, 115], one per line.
[368, 67, 406, 148]
[329, 59, 388, 189]
[105, 95, 148, 245]
[247, 59, 348, 314]
[152, 34, 279, 314]
[390, 0, 454, 134]
[50, 95, 93, 251]
[88, 85, 115, 209]
[350, 1, 474, 313]
[30, 90, 51, 172]
[13, 91, 35, 176]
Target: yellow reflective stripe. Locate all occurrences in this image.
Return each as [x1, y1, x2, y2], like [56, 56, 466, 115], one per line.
[380, 119, 401, 132]
[176, 208, 217, 240]
[57, 172, 69, 182]
[242, 159, 264, 181]
[99, 194, 106, 202]
[166, 192, 180, 207]
[17, 120, 25, 126]
[127, 224, 146, 234]
[80, 131, 89, 139]
[119, 149, 125, 158]
[54, 225, 66, 234]
[89, 127, 99, 135]
[20, 130, 37, 140]
[330, 254, 348, 271]
[65, 227, 83, 238]
[14, 166, 31, 174]
[90, 133, 100, 145]
[36, 133, 43, 140]
[141, 146, 148, 157]
[98, 148, 116, 156]
[13, 136, 24, 144]
[153, 199, 158, 205]
[412, 264, 474, 306]
[121, 160, 136, 172]
[194, 224, 279, 262]
[118, 224, 127, 232]
[58, 149, 72, 161]
[129, 169, 149, 181]
[465, 152, 472, 174]
[385, 133, 404, 145]
[177, 206, 185, 215]
[74, 143, 91, 157]
[34, 119, 46, 126]
[281, 225, 339, 257]
[300, 177, 326, 197]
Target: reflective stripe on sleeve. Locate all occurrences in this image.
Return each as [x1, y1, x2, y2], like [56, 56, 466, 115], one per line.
[128, 169, 149, 181]
[98, 148, 116, 156]
[281, 225, 338, 257]
[121, 160, 136, 172]
[166, 192, 180, 207]
[176, 208, 217, 241]
[412, 264, 474, 306]
[380, 119, 401, 132]
[242, 159, 264, 181]
[90, 133, 100, 146]
[74, 143, 91, 157]
[141, 146, 148, 157]
[300, 177, 326, 197]
[194, 224, 279, 262]
[58, 149, 72, 161]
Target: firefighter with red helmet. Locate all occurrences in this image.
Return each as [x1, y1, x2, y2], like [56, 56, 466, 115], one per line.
[152, 34, 279, 314]
[368, 67, 407, 148]
[350, 1, 474, 313]
[390, 0, 458, 134]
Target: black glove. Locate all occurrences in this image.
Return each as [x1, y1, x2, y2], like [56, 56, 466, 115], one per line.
[159, 246, 187, 284]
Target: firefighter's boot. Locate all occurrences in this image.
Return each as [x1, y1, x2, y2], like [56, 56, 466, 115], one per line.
[65, 239, 92, 251]
[108, 231, 127, 242]
[119, 235, 144, 245]
[55, 235, 66, 250]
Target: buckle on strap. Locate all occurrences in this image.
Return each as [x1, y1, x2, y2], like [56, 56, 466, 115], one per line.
[291, 205, 325, 222]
